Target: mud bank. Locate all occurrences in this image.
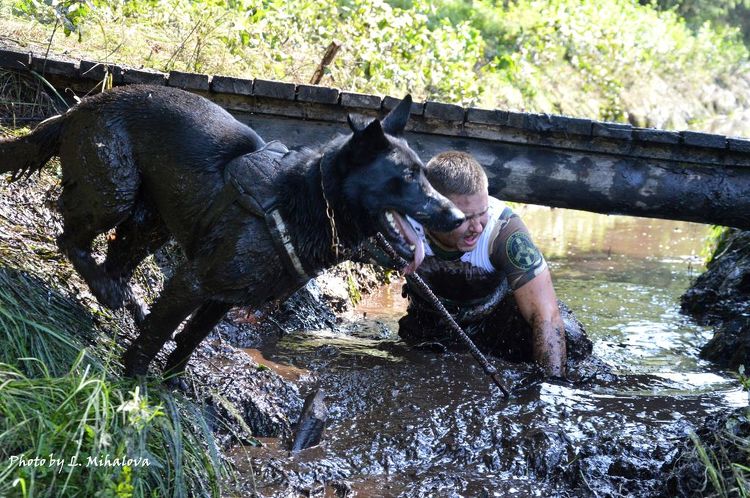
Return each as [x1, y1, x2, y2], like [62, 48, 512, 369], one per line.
[673, 228, 750, 496]
[681, 229, 750, 370]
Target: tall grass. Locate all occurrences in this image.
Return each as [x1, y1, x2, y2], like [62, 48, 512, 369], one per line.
[0, 362, 231, 497]
[688, 425, 750, 497]
[0, 267, 102, 378]
[0, 265, 235, 498]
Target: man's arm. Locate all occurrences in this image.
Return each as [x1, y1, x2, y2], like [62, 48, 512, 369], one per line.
[489, 207, 567, 377]
[513, 268, 567, 377]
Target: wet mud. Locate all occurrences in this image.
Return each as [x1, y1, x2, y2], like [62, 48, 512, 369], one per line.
[221, 215, 746, 497]
[223, 295, 741, 496]
[232, 324, 743, 497]
[681, 229, 750, 370]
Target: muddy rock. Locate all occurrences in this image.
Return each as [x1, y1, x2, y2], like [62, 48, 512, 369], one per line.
[217, 261, 389, 349]
[163, 327, 303, 444]
[681, 229, 750, 369]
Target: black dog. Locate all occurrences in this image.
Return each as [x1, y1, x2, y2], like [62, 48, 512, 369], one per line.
[1, 85, 464, 377]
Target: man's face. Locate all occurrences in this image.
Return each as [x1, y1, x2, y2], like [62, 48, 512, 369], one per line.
[428, 190, 490, 252]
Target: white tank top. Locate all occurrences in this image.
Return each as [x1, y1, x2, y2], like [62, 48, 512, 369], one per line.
[407, 197, 507, 272]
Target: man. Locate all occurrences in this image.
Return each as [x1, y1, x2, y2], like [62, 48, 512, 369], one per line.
[398, 151, 575, 378]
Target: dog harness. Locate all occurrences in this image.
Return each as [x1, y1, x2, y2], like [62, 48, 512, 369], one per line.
[195, 141, 313, 288]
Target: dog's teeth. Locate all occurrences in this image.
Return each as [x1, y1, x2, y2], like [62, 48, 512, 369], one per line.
[384, 211, 400, 233]
[409, 244, 415, 251]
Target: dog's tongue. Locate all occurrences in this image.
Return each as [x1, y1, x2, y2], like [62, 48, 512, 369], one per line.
[391, 212, 425, 275]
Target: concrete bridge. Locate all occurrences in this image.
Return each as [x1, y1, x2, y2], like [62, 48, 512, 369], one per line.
[1, 48, 749, 229]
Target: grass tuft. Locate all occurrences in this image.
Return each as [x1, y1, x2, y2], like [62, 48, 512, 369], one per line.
[0, 266, 103, 378]
[0, 265, 235, 497]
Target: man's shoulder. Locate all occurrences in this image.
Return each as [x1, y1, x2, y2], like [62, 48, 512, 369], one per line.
[487, 196, 513, 220]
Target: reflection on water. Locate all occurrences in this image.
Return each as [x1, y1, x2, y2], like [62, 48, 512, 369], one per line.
[252, 206, 744, 496]
[518, 205, 715, 377]
[517, 204, 710, 260]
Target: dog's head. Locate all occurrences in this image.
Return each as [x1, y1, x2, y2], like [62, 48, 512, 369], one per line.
[335, 96, 465, 273]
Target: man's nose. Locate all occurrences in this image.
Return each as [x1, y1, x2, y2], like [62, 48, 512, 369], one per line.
[468, 217, 482, 232]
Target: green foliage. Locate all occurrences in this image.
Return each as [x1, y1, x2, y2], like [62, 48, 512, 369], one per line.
[5, 0, 748, 116]
[0, 267, 233, 498]
[475, 0, 747, 119]
[651, 0, 750, 44]
[13, 0, 95, 38]
[701, 226, 736, 265]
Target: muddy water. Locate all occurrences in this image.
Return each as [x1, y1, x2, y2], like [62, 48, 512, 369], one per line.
[247, 207, 746, 497]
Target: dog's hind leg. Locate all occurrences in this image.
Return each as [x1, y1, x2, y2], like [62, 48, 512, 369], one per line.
[56, 189, 133, 310]
[122, 265, 205, 377]
[163, 300, 232, 378]
[55, 124, 141, 310]
[104, 196, 171, 323]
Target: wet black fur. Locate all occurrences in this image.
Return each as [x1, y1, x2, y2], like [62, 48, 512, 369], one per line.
[0, 85, 463, 377]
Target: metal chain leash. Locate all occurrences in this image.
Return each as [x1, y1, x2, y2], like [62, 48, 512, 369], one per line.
[375, 232, 510, 397]
[320, 159, 342, 260]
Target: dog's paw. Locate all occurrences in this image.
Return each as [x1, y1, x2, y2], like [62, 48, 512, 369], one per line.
[164, 375, 191, 393]
[91, 277, 128, 309]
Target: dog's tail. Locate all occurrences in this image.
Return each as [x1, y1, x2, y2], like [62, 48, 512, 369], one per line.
[0, 114, 64, 181]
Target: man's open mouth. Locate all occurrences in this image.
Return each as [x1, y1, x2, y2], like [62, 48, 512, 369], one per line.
[380, 209, 424, 274]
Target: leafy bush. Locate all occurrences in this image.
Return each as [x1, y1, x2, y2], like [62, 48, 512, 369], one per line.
[6, 0, 745, 117]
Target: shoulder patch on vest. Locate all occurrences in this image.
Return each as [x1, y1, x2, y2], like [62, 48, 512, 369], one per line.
[506, 232, 542, 270]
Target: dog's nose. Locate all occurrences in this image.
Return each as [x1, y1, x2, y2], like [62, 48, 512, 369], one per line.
[445, 205, 466, 230]
[428, 205, 465, 232]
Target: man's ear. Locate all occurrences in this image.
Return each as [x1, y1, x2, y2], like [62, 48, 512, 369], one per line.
[381, 94, 412, 136]
[348, 118, 389, 163]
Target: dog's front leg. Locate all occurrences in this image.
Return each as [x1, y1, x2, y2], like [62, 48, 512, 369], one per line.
[122, 266, 205, 377]
[164, 300, 232, 378]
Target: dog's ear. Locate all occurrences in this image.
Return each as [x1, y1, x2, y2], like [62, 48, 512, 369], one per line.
[381, 94, 412, 136]
[348, 118, 389, 160]
[347, 114, 370, 133]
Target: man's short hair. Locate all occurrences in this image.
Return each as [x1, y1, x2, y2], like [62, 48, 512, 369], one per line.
[424, 151, 488, 196]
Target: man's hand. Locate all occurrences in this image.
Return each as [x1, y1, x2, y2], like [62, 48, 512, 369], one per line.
[513, 268, 567, 377]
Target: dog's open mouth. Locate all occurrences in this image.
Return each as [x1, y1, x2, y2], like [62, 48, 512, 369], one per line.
[381, 210, 424, 275]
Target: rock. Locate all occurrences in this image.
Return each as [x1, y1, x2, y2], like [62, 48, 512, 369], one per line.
[290, 388, 328, 451]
